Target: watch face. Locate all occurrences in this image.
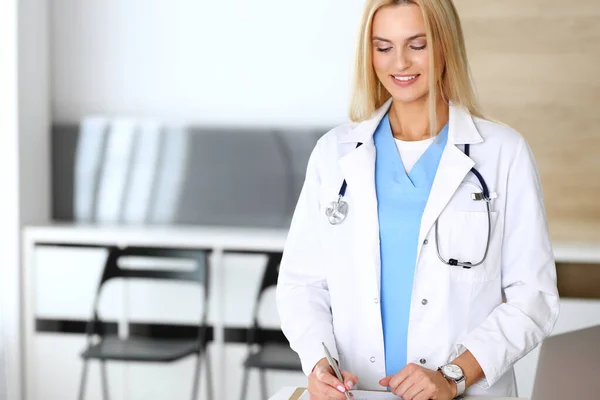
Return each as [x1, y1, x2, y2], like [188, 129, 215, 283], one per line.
[442, 364, 463, 380]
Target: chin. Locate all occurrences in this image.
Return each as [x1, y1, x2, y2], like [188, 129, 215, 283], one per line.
[389, 91, 428, 104]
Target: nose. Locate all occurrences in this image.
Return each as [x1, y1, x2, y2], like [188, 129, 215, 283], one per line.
[394, 49, 411, 71]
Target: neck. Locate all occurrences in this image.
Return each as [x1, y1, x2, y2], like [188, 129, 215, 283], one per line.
[388, 95, 449, 141]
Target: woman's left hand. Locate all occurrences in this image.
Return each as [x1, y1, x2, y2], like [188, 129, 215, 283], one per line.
[379, 363, 456, 400]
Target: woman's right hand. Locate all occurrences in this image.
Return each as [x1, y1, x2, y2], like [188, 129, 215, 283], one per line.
[308, 357, 358, 400]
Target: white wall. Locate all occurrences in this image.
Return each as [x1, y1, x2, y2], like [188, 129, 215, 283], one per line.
[0, 0, 50, 398]
[51, 0, 366, 126]
[18, 0, 52, 395]
[19, 0, 51, 228]
[0, 1, 20, 398]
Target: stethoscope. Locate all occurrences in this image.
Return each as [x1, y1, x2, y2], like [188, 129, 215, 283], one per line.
[325, 142, 492, 269]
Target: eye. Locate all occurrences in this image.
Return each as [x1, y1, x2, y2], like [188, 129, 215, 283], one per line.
[410, 44, 427, 51]
[376, 47, 392, 53]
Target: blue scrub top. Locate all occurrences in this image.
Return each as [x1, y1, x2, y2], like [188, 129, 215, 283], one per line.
[374, 113, 449, 376]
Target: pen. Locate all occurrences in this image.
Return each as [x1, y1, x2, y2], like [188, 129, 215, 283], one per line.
[322, 342, 352, 400]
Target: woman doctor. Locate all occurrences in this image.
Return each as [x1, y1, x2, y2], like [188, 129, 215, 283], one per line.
[276, 0, 559, 399]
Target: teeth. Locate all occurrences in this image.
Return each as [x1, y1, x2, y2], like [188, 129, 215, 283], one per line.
[394, 75, 418, 82]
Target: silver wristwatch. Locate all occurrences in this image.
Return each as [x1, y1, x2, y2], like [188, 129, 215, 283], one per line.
[438, 363, 466, 398]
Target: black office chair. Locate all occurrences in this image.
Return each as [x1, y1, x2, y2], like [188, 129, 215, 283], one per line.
[239, 252, 302, 400]
[78, 246, 213, 400]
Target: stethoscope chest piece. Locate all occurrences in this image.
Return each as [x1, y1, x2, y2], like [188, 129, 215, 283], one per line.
[325, 197, 349, 225]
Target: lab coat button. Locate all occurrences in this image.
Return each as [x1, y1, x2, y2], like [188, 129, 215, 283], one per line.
[419, 358, 426, 365]
[421, 299, 428, 305]
[374, 298, 379, 304]
[370, 357, 376, 363]
[423, 239, 429, 245]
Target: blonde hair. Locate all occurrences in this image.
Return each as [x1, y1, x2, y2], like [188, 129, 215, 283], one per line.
[349, 0, 484, 135]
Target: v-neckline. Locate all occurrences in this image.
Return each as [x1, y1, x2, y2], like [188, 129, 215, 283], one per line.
[380, 114, 449, 190]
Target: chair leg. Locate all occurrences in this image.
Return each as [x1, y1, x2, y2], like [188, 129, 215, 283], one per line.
[77, 360, 89, 400]
[205, 349, 214, 400]
[259, 369, 268, 400]
[191, 352, 202, 400]
[100, 360, 111, 400]
[239, 367, 250, 400]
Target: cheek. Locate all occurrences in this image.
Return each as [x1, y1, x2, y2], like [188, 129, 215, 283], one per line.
[372, 52, 389, 74]
[414, 52, 430, 74]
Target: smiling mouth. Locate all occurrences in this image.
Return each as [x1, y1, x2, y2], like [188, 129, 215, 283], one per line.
[392, 74, 420, 82]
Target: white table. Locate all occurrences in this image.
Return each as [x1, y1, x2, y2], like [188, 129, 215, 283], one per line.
[269, 387, 527, 400]
[23, 223, 289, 251]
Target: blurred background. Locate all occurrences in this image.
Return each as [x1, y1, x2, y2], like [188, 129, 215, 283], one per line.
[0, 0, 599, 399]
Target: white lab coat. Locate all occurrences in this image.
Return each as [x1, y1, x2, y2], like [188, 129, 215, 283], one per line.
[275, 99, 560, 397]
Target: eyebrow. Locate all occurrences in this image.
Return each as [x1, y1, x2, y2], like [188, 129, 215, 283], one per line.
[372, 33, 426, 43]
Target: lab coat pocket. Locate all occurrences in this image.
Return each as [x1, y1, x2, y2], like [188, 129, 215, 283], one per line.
[442, 210, 500, 282]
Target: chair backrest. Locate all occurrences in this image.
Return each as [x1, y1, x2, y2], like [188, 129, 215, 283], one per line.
[99, 246, 209, 287]
[87, 246, 210, 338]
[255, 252, 282, 306]
[246, 252, 287, 346]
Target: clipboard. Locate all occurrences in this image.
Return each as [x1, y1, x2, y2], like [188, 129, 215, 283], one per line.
[288, 388, 306, 400]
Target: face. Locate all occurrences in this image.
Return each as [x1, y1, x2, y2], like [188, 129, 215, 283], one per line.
[371, 4, 436, 104]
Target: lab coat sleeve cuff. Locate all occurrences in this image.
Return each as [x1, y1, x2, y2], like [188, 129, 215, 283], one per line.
[452, 340, 494, 389]
[297, 337, 339, 376]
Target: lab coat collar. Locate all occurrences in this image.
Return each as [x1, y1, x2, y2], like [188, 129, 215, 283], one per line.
[337, 98, 483, 145]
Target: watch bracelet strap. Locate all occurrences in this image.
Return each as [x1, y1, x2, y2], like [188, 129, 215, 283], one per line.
[455, 376, 466, 397]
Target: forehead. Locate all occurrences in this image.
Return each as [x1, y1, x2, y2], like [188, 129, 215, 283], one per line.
[372, 4, 425, 40]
